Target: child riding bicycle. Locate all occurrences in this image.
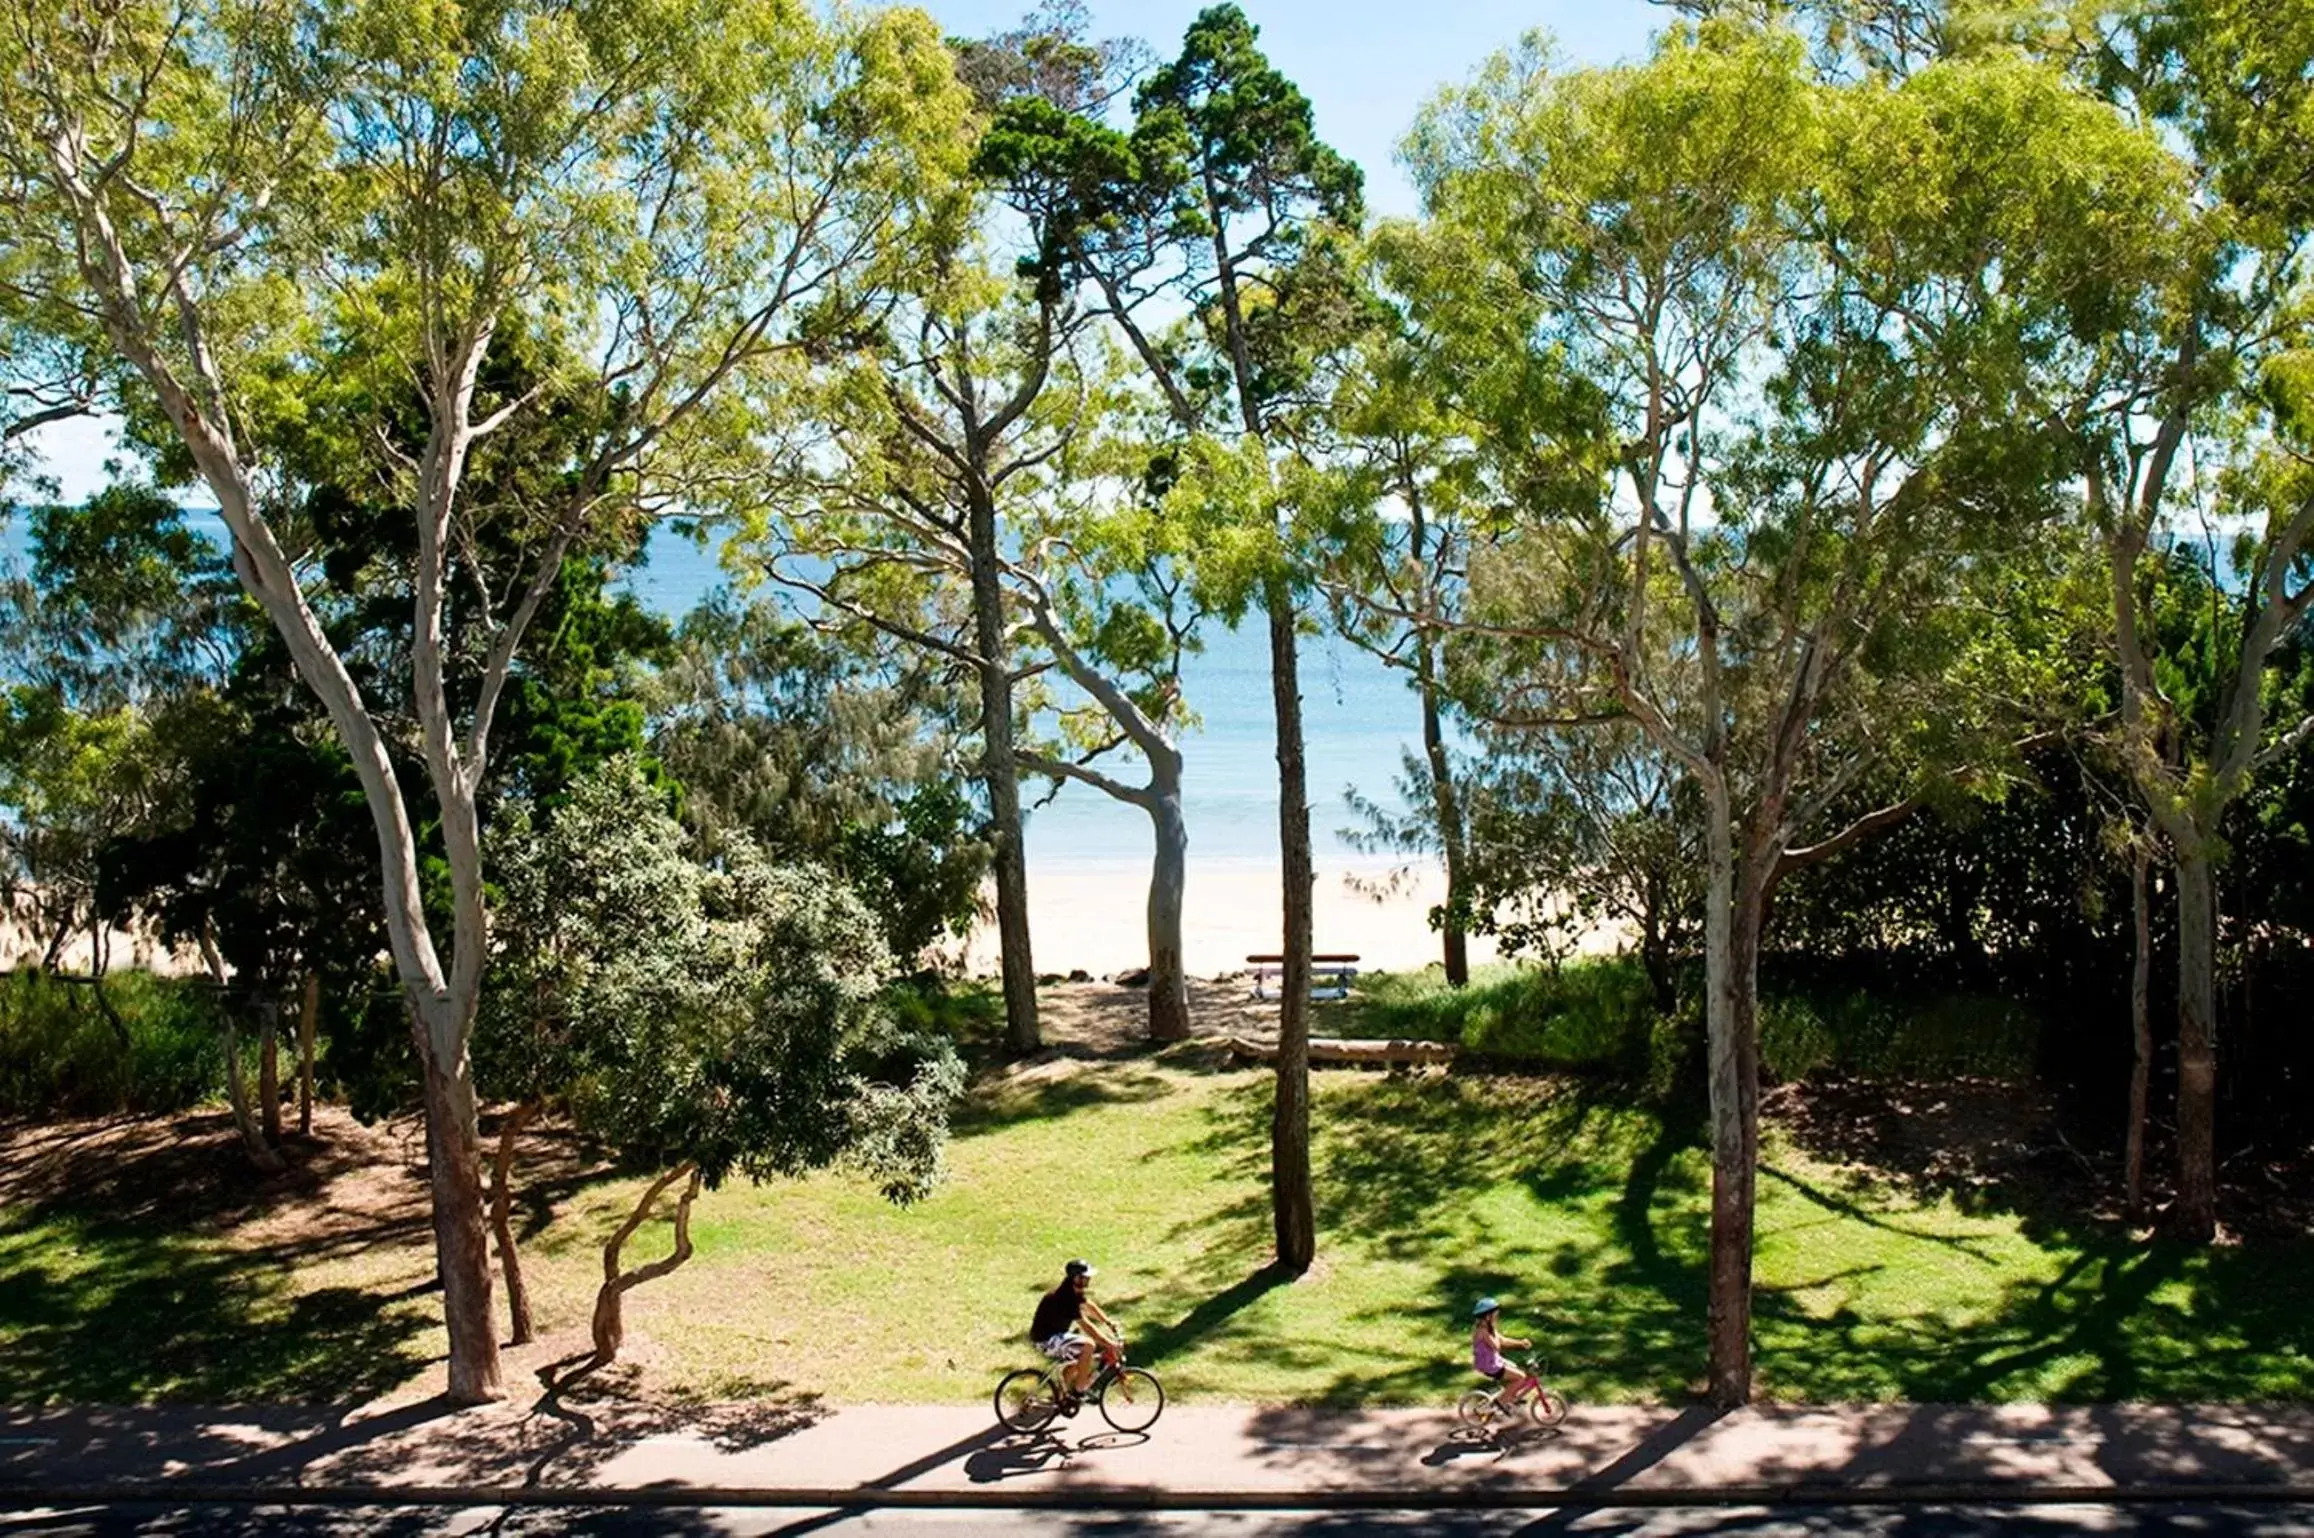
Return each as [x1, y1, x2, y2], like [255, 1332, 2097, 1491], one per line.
[1470, 1296, 1540, 1406]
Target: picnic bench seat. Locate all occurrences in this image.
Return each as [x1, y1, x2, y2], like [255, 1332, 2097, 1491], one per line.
[1245, 952, 1360, 1002]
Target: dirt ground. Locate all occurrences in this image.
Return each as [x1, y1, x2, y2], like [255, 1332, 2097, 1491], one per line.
[1025, 973, 1267, 1058]
[0, 974, 1262, 1248]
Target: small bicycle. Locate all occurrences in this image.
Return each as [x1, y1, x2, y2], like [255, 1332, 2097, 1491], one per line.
[994, 1343, 1166, 1435]
[1455, 1358, 1569, 1434]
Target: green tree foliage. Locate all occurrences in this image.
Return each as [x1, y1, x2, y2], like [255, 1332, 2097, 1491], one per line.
[0, 488, 227, 978]
[0, 690, 171, 977]
[1402, 20, 2179, 1402]
[650, 592, 987, 965]
[487, 758, 963, 1367]
[2, 486, 235, 709]
[0, 0, 975, 1403]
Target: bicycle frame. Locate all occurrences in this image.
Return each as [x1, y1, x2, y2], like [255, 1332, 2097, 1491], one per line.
[996, 1342, 1165, 1437]
[1492, 1359, 1544, 1404]
[1456, 1357, 1567, 1434]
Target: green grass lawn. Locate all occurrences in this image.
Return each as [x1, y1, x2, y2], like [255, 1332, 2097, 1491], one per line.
[4, 1050, 2310, 1407]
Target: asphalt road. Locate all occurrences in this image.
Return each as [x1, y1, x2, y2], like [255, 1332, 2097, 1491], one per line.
[6, 1503, 2314, 1536]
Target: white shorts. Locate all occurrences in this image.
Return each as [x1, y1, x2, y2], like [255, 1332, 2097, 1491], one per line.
[1039, 1332, 1087, 1363]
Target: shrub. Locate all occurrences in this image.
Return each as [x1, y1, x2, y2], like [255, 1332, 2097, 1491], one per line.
[0, 971, 223, 1116]
[1340, 959, 1660, 1073]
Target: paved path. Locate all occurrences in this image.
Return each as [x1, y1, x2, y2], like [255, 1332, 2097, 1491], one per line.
[11, 1499, 2314, 1536]
[4, 1401, 2312, 1508]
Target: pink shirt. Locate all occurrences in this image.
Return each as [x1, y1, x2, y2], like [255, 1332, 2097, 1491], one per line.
[1472, 1325, 1505, 1376]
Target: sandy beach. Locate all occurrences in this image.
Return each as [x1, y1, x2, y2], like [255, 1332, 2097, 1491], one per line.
[960, 856, 1620, 980]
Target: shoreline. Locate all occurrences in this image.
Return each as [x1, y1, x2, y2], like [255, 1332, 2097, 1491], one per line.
[955, 856, 1621, 979]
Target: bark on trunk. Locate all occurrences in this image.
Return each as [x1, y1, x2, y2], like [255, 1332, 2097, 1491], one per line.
[58, 172, 528, 1412]
[90, 973, 130, 1052]
[89, 920, 130, 1051]
[2172, 840, 2219, 1241]
[297, 972, 319, 1138]
[2125, 843, 2153, 1218]
[1416, 636, 1470, 988]
[490, 1102, 537, 1345]
[968, 491, 1038, 1055]
[258, 1000, 283, 1145]
[1641, 914, 1678, 1019]
[1146, 778, 1192, 1043]
[417, 1029, 504, 1402]
[1266, 574, 1317, 1275]
[589, 1163, 703, 1367]
[221, 1013, 286, 1174]
[1702, 796, 1760, 1408]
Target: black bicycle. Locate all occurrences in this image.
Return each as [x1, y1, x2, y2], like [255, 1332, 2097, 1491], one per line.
[994, 1344, 1165, 1435]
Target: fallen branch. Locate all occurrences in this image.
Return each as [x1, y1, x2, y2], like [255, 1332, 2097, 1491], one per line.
[1228, 1036, 1458, 1067]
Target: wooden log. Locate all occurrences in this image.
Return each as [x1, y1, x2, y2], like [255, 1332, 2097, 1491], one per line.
[1227, 1035, 1457, 1066]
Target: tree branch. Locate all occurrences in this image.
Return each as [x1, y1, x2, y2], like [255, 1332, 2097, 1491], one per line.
[1017, 749, 1153, 807]
[1772, 796, 1921, 887]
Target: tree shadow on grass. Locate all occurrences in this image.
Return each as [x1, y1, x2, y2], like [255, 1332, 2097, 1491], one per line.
[1751, 1224, 2314, 1403]
[1054, 1051, 2312, 1408]
[0, 1210, 433, 1405]
[947, 1064, 1178, 1138]
[1136, 1071, 1717, 1405]
[1131, 1261, 1296, 1371]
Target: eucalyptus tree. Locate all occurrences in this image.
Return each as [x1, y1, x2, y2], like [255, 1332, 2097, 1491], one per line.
[2054, 0, 2314, 1241]
[1406, 25, 2176, 1401]
[1009, 482, 1209, 1043]
[1046, 3, 1363, 1272]
[0, 0, 971, 1401]
[1679, 0, 2314, 1247]
[766, 246, 1084, 1054]
[772, 250, 1215, 1041]
[758, 9, 1157, 1049]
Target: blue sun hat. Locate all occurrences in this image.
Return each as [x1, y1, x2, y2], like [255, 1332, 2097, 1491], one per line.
[1471, 1296, 1500, 1319]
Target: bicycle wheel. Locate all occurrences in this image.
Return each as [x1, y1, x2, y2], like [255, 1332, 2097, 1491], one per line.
[994, 1367, 1060, 1433]
[1097, 1366, 1165, 1433]
[1455, 1389, 1498, 1429]
[1524, 1386, 1569, 1430]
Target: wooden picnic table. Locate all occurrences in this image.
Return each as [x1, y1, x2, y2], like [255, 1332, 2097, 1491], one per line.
[1245, 952, 1360, 1002]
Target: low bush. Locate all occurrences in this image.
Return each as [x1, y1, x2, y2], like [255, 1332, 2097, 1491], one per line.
[1758, 954, 2044, 1082]
[1344, 953, 2044, 1090]
[1335, 959, 1661, 1074]
[0, 971, 223, 1117]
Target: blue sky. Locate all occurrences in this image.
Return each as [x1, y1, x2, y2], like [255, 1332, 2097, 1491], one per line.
[16, 0, 1668, 503]
[934, 0, 1665, 218]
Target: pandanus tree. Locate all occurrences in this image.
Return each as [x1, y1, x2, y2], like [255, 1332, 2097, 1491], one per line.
[1403, 24, 2178, 1402]
[0, 0, 971, 1400]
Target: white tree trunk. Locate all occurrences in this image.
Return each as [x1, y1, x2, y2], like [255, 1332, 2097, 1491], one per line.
[1145, 774, 1191, 1043]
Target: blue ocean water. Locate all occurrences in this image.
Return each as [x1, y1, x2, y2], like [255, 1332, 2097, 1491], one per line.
[4, 508, 1431, 870]
[629, 528, 1425, 870]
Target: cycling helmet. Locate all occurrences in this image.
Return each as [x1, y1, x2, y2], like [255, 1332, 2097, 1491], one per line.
[1471, 1296, 1500, 1318]
[1065, 1258, 1095, 1279]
